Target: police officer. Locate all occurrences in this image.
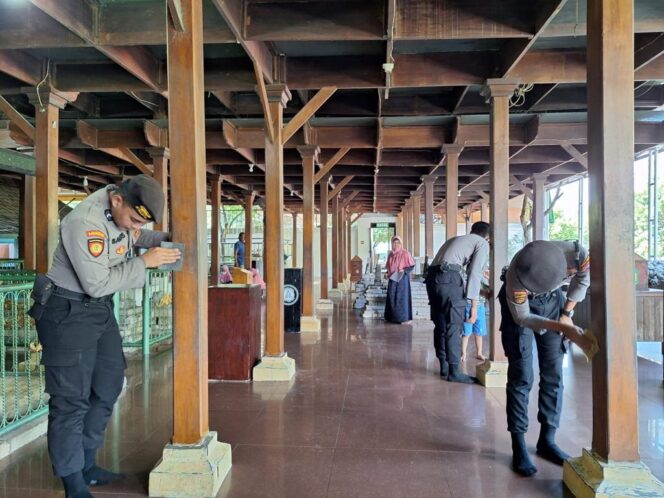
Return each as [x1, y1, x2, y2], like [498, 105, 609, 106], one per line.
[499, 239, 590, 477]
[425, 221, 490, 384]
[29, 175, 180, 498]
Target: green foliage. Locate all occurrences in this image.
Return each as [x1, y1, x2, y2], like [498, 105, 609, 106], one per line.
[548, 209, 579, 242]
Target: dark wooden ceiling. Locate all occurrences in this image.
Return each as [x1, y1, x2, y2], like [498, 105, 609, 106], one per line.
[0, 0, 663, 213]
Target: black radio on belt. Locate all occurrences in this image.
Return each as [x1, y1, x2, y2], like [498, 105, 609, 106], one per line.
[31, 274, 55, 305]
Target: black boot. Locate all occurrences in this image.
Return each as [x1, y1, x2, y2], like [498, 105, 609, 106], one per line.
[62, 471, 93, 498]
[536, 424, 570, 465]
[438, 358, 449, 378]
[511, 433, 537, 477]
[83, 448, 126, 487]
[447, 363, 477, 384]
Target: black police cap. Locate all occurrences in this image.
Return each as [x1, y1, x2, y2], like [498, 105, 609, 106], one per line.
[118, 175, 164, 223]
[513, 240, 567, 294]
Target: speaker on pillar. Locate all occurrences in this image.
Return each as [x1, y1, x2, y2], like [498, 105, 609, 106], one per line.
[284, 268, 302, 332]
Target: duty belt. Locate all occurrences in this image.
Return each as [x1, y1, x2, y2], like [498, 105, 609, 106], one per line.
[52, 286, 113, 303]
[441, 262, 465, 274]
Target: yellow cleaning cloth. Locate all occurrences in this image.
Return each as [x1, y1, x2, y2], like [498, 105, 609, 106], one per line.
[582, 329, 600, 362]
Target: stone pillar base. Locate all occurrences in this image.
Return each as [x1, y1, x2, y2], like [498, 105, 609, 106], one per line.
[563, 448, 664, 497]
[329, 288, 343, 298]
[476, 360, 508, 388]
[317, 299, 334, 311]
[300, 315, 321, 332]
[252, 354, 296, 382]
[149, 432, 231, 498]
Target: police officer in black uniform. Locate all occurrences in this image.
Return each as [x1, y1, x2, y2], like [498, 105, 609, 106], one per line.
[29, 175, 180, 498]
[499, 239, 591, 477]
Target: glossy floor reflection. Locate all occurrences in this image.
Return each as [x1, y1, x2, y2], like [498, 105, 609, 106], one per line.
[0, 298, 663, 497]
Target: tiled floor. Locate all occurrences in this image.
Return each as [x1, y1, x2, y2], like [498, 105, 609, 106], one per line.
[1, 298, 663, 497]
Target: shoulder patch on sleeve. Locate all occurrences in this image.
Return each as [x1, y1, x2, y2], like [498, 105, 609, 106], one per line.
[580, 255, 590, 272]
[88, 238, 105, 257]
[513, 290, 528, 305]
[86, 230, 106, 239]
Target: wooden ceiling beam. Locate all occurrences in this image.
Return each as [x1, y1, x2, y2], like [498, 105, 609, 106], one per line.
[313, 147, 351, 184]
[0, 96, 35, 141]
[0, 49, 41, 85]
[501, 0, 568, 77]
[634, 33, 664, 71]
[211, 0, 274, 83]
[26, 0, 166, 95]
[282, 86, 337, 144]
[329, 175, 354, 199]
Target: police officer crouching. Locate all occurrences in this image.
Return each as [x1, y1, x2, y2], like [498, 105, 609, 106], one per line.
[500, 240, 597, 477]
[29, 175, 180, 498]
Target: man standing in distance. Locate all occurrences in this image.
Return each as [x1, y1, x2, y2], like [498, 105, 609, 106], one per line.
[425, 221, 491, 383]
[30, 175, 180, 498]
[234, 232, 246, 268]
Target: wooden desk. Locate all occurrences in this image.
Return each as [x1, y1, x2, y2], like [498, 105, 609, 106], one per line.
[208, 284, 262, 381]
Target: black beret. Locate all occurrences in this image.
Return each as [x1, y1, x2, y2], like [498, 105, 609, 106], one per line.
[513, 240, 567, 294]
[118, 175, 164, 223]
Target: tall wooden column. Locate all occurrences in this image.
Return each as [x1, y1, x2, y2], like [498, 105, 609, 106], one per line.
[264, 84, 290, 355]
[19, 176, 36, 270]
[465, 207, 472, 235]
[476, 79, 517, 388]
[480, 201, 489, 222]
[28, 90, 66, 273]
[532, 174, 547, 241]
[412, 194, 421, 258]
[396, 212, 403, 239]
[291, 212, 298, 268]
[319, 175, 330, 301]
[331, 195, 339, 289]
[563, 0, 664, 494]
[423, 176, 435, 259]
[148, 147, 170, 232]
[244, 192, 255, 270]
[338, 203, 346, 284]
[298, 146, 319, 319]
[210, 176, 221, 284]
[444, 145, 463, 241]
[403, 199, 412, 252]
[346, 211, 351, 275]
[151, 2, 231, 495]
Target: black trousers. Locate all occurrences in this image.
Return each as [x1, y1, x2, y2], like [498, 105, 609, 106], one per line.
[32, 295, 125, 477]
[425, 267, 466, 366]
[498, 284, 566, 434]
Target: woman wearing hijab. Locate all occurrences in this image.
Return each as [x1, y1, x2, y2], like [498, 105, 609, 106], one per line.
[384, 235, 415, 324]
[219, 264, 233, 284]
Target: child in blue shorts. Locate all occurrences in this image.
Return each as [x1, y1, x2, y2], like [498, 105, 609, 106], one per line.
[461, 267, 489, 362]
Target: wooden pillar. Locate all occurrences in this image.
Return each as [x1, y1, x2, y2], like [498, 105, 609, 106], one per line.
[264, 84, 291, 356]
[403, 199, 412, 252]
[338, 203, 346, 284]
[320, 175, 330, 299]
[532, 174, 547, 241]
[28, 90, 66, 274]
[486, 80, 516, 365]
[423, 176, 435, 259]
[464, 208, 472, 235]
[346, 210, 351, 275]
[444, 145, 463, 241]
[480, 201, 489, 222]
[331, 194, 339, 288]
[396, 212, 403, 239]
[19, 176, 36, 270]
[291, 212, 298, 268]
[148, 147, 170, 232]
[564, 2, 664, 494]
[298, 146, 318, 315]
[165, 0, 209, 444]
[244, 192, 255, 270]
[210, 176, 221, 284]
[412, 194, 421, 258]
